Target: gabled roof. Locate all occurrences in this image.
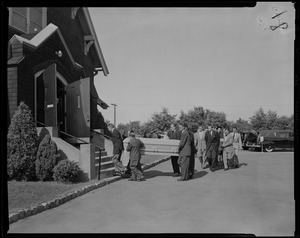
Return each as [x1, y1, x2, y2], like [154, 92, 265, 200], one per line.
[9, 23, 83, 70]
[82, 8, 109, 76]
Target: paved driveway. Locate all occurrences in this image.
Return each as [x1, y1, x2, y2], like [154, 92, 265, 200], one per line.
[8, 150, 294, 236]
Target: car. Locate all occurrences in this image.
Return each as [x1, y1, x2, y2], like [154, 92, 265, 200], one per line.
[246, 129, 294, 152]
[241, 131, 258, 150]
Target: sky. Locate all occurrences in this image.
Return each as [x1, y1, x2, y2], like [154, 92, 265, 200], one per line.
[89, 2, 295, 125]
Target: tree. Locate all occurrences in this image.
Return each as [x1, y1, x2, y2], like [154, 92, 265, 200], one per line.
[7, 102, 38, 181]
[149, 107, 177, 132]
[249, 107, 267, 131]
[35, 134, 60, 181]
[179, 106, 227, 132]
[234, 118, 251, 131]
[265, 110, 279, 129]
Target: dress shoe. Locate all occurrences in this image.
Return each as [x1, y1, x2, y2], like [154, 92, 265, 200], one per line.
[177, 178, 187, 181]
[224, 168, 229, 171]
[172, 173, 181, 177]
[210, 167, 215, 172]
[128, 178, 137, 181]
[137, 177, 145, 182]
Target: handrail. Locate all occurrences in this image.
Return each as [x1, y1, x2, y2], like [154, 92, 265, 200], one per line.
[93, 129, 112, 140]
[36, 120, 104, 180]
[36, 121, 104, 151]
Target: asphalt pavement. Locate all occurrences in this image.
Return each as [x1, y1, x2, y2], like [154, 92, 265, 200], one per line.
[8, 150, 294, 236]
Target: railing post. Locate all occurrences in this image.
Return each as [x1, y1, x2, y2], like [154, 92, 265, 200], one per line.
[98, 148, 102, 180]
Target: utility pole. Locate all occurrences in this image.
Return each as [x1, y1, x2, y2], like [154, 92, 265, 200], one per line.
[111, 103, 117, 127]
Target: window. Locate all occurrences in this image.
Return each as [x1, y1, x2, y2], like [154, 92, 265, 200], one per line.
[9, 7, 47, 34]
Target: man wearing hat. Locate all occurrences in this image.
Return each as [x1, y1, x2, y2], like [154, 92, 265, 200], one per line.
[126, 131, 145, 181]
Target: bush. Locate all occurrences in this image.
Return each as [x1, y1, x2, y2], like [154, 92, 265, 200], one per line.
[53, 159, 87, 183]
[7, 102, 38, 181]
[35, 134, 60, 181]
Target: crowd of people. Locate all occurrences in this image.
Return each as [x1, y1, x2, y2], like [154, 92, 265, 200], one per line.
[107, 122, 242, 182]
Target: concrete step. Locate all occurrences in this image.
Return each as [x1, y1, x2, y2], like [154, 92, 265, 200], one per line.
[95, 161, 115, 170]
[96, 167, 116, 179]
[95, 150, 108, 157]
[95, 155, 112, 163]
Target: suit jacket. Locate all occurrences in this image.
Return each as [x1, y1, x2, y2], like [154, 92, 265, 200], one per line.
[111, 128, 124, 154]
[222, 133, 234, 153]
[205, 130, 220, 150]
[170, 129, 181, 140]
[178, 129, 191, 157]
[188, 130, 197, 156]
[232, 132, 242, 149]
[194, 130, 206, 151]
[126, 137, 145, 166]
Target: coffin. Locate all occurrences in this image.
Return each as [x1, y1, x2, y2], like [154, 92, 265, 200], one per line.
[121, 137, 180, 166]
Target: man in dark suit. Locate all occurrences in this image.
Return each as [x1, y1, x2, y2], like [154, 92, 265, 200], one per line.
[204, 124, 220, 172]
[177, 122, 191, 181]
[126, 131, 145, 181]
[108, 123, 126, 176]
[188, 127, 197, 179]
[169, 123, 181, 177]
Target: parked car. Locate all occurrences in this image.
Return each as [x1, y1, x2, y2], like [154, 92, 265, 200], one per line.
[241, 131, 258, 150]
[246, 129, 294, 152]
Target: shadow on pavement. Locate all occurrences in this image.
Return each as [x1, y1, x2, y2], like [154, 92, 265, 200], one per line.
[143, 170, 209, 180]
[192, 170, 208, 179]
[143, 170, 174, 179]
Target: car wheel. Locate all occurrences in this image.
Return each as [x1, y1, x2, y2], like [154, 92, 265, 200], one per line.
[265, 145, 274, 152]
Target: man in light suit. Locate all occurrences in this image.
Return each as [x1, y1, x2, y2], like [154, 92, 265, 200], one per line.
[204, 124, 220, 172]
[232, 126, 242, 156]
[222, 128, 234, 171]
[194, 125, 207, 168]
[177, 122, 191, 181]
[108, 123, 126, 176]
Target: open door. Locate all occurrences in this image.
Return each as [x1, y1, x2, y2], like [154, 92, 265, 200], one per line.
[66, 77, 90, 138]
[43, 63, 57, 127]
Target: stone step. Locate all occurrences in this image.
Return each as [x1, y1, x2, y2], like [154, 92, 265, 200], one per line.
[96, 167, 116, 180]
[95, 155, 112, 163]
[95, 150, 108, 157]
[95, 161, 115, 170]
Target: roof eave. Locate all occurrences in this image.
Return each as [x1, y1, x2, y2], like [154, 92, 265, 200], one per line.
[82, 7, 109, 76]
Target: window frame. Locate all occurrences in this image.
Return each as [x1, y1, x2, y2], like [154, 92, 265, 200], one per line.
[8, 7, 47, 34]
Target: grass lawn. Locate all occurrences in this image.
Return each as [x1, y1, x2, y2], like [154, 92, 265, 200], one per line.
[7, 155, 168, 214]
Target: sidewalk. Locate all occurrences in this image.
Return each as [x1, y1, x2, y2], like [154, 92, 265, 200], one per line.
[8, 156, 171, 224]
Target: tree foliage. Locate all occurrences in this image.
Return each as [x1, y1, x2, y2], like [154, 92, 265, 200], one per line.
[35, 134, 60, 181]
[7, 102, 38, 181]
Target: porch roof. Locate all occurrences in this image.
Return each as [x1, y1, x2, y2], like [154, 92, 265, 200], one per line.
[91, 82, 109, 109]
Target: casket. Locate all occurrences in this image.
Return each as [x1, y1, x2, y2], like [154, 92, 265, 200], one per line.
[121, 137, 180, 166]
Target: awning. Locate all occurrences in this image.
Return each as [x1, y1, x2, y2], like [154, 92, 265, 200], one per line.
[96, 98, 109, 109]
[90, 82, 109, 109]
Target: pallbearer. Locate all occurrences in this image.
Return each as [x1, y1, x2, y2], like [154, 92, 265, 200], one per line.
[126, 131, 145, 182]
[177, 122, 191, 181]
[169, 123, 182, 177]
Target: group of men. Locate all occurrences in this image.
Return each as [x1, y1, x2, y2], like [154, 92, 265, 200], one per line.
[108, 123, 145, 182]
[170, 123, 242, 180]
[107, 121, 242, 182]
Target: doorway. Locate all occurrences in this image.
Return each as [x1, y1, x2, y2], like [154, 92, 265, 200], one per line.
[35, 65, 67, 133]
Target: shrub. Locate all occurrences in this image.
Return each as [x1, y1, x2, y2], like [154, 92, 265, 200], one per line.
[7, 102, 38, 181]
[53, 160, 87, 183]
[35, 134, 60, 181]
